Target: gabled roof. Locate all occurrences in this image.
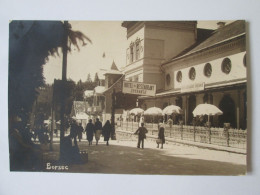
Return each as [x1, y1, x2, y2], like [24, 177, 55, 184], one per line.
[187, 20, 245, 55]
[111, 60, 119, 71]
[104, 61, 123, 75]
[162, 20, 245, 66]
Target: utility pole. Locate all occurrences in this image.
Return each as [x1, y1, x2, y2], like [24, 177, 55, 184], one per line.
[111, 88, 116, 140]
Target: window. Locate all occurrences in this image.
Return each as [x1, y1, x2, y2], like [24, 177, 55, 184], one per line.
[136, 41, 140, 60]
[130, 46, 134, 63]
[189, 67, 196, 80]
[176, 71, 182, 83]
[134, 75, 138, 82]
[221, 58, 232, 74]
[204, 63, 212, 77]
[166, 74, 171, 86]
[243, 54, 246, 67]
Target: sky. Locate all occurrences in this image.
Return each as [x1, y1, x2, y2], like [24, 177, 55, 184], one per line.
[43, 20, 233, 84]
[43, 21, 127, 84]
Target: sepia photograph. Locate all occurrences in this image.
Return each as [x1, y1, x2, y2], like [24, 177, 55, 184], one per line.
[8, 20, 247, 175]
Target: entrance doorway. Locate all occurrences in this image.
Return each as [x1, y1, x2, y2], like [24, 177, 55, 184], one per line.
[219, 95, 236, 128]
[188, 95, 196, 125]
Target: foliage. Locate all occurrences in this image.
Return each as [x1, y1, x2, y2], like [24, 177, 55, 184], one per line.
[9, 20, 91, 125]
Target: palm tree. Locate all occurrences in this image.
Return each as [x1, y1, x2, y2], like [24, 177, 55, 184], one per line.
[9, 20, 92, 126]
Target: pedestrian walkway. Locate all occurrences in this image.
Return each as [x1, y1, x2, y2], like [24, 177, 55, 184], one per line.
[42, 138, 246, 175]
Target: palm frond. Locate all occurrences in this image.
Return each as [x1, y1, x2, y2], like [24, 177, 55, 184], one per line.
[68, 29, 92, 51]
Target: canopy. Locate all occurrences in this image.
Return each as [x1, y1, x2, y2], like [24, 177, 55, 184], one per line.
[193, 104, 223, 117]
[162, 105, 183, 115]
[94, 86, 105, 95]
[44, 120, 50, 124]
[84, 90, 93, 98]
[129, 108, 144, 115]
[72, 112, 89, 120]
[144, 107, 163, 116]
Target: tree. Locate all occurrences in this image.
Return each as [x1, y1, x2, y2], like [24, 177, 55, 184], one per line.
[9, 21, 91, 126]
[86, 73, 92, 83]
[9, 21, 91, 170]
[94, 72, 99, 83]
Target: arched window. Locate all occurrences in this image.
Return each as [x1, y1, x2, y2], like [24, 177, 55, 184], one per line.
[221, 58, 232, 74]
[136, 40, 140, 60]
[243, 54, 246, 67]
[130, 46, 134, 63]
[176, 71, 182, 83]
[204, 63, 212, 77]
[166, 74, 171, 86]
[189, 67, 196, 80]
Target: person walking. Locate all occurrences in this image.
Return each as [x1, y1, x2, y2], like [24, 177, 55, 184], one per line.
[157, 120, 165, 149]
[77, 122, 84, 142]
[85, 119, 94, 146]
[134, 122, 148, 149]
[139, 115, 144, 127]
[167, 117, 173, 128]
[70, 119, 78, 147]
[94, 118, 102, 145]
[102, 120, 112, 146]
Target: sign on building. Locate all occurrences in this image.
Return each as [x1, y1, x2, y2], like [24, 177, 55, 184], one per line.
[122, 81, 156, 96]
[181, 82, 205, 93]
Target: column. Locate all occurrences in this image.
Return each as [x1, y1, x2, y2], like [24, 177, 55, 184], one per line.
[237, 90, 241, 129]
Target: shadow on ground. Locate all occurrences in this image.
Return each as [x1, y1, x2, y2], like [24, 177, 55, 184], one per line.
[41, 141, 246, 175]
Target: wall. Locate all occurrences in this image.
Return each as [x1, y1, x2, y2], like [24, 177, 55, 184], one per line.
[164, 51, 246, 91]
[145, 27, 196, 60]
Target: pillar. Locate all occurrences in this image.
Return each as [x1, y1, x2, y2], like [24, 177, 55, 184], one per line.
[237, 90, 241, 129]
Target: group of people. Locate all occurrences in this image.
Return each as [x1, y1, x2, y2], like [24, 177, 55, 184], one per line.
[69, 118, 113, 146]
[84, 119, 112, 146]
[60, 118, 113, 164]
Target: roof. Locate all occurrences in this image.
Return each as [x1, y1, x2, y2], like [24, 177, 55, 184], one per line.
[103, 75, 125, 94]
[188, 20, 245, 54]
[104, 61, 123, 75]
[84, 90, 93, 98]
[111, 61, 119, 71]
[94, 86, 105, 95]
[162, 20, 245, 66]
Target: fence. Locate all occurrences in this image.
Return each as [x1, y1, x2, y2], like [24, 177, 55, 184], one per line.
[116, 121, 247, 149]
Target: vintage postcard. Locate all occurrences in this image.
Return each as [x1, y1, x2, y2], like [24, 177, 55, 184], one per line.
[8, 20, 247, 175]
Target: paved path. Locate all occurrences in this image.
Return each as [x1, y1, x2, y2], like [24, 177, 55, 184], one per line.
[43, 138, 246, 175]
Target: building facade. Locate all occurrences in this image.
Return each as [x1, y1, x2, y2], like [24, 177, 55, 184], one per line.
[123, 21, 247, 129]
